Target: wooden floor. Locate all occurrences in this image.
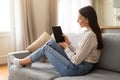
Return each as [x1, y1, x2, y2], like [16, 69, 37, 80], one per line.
[0, 64, 8, 80]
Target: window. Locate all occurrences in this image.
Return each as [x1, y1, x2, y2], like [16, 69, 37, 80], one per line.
[57, 0, 92, 34]
[0, 0, 11, 32]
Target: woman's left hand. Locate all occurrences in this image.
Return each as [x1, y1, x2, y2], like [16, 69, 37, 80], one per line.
[62, 34, 71, 45]
[59, 42, 68, 49]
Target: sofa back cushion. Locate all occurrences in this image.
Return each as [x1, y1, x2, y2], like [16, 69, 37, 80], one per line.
[67, 33, 83, 45]
[97, 33, 120, 72]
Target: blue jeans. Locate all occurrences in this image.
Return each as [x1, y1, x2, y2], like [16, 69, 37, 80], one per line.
[29, 39, 94, 76]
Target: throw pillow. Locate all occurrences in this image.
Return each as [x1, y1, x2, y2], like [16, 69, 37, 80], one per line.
[26, 32, 52, 52]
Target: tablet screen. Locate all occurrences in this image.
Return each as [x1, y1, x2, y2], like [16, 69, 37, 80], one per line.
[52, 26, 65, 43]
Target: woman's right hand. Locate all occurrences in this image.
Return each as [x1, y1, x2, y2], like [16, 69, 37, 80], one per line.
[62, 34, 71, 45]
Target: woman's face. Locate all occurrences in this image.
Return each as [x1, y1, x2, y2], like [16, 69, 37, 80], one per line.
[77, 13, 89, 28]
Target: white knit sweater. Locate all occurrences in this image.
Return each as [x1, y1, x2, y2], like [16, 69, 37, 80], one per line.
[64, 29, 101, 65]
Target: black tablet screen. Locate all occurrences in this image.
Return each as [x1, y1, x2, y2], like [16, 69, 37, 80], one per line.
[52, 26, 65, 43]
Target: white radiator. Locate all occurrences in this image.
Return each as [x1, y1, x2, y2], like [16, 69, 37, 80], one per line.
[0, 55, 7, 64]
[0, 32, 12, 64]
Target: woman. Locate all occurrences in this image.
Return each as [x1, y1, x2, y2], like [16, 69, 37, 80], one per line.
[10, 6, 103, 76]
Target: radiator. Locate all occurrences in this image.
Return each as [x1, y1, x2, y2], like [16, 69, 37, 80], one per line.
[0, 55, 7, 64]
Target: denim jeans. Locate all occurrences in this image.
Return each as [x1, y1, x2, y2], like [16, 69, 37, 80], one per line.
[29, 39, 94, 76]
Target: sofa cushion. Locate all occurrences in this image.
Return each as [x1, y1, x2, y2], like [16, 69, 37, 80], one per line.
[10, 62, 60, 80]
[26, 32, 52, 52]
[55, 69, 120, 80]
[67, 33, 83, 45]
[97, 33, 120, 72]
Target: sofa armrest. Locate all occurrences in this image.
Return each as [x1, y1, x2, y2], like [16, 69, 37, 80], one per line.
[8, 50, 31, 72]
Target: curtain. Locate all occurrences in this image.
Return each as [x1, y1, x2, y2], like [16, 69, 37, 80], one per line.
[90, 0, 96, 7]
[13, 0, 34, 51]
[57, 0, 92, 34]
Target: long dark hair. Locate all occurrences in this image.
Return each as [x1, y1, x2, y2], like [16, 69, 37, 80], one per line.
[79, 6, 103, 49]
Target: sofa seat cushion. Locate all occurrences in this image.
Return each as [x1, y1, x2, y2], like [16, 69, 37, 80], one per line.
[55, 69, 120, 80]
[9, 62, 60, 80]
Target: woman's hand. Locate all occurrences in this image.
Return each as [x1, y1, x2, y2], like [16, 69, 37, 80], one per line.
[59, 42, 68, 49]
[62, 34, 71, 45]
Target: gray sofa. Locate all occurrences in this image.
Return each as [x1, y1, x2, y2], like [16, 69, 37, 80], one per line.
[8, 33, 120, 80]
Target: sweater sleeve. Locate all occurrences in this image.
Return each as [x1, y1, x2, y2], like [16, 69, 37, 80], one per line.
[68, 44, 76, 52]
[64, 32, 97, 65]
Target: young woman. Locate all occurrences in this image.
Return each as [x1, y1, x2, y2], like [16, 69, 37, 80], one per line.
[10, 6, 103, 76]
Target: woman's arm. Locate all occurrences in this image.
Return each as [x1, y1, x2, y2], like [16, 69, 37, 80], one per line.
[64, 32, 97, 65]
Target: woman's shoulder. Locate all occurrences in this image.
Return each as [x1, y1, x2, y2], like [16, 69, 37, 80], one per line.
[85, 29, 96, 37]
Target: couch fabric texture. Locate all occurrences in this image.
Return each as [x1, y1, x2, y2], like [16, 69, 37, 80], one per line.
[8, 33, 120, 80]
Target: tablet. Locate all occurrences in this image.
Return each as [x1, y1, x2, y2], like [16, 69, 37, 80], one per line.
[52, 26, 65, 43]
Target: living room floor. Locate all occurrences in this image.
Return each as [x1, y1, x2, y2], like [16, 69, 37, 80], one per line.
[0, 64, 8, 80]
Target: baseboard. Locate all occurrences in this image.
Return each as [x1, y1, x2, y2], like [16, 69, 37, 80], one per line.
[0, 55, 7, 64]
